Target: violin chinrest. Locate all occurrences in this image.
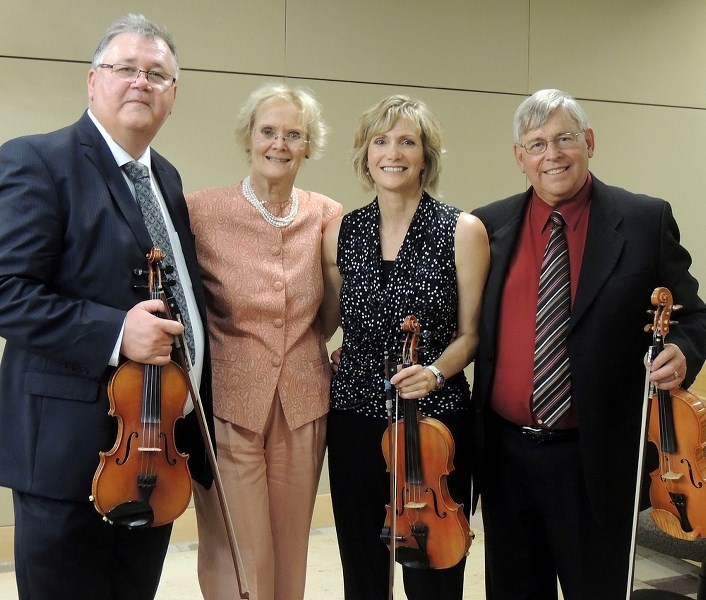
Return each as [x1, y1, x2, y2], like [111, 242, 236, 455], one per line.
[105, 500, 155, 529]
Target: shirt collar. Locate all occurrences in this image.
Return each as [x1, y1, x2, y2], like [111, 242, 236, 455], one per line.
[87, 109, 152, 172]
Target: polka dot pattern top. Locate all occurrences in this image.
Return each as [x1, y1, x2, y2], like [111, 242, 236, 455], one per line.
[331, 193, 471, 419]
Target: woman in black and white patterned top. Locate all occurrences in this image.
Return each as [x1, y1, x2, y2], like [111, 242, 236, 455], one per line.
[321, 95, 489, 600]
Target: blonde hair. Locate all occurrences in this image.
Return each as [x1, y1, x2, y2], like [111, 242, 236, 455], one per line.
[352, 95, 443, 193]
[235, 82, 328, 162]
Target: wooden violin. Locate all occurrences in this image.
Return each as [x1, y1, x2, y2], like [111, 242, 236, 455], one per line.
[380, 315, 471, 592]
[91, 248, 191, 528]
[91, 247, 250, 597]
[645, 286, 706, 540]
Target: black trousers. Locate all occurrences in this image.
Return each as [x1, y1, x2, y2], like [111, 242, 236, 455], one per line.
[327, 408, 472, 600]
[13, 491, 172, 600]
[481, 414, 633, 600]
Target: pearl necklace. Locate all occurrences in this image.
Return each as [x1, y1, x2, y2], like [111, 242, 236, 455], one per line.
[242, 176, 299, 228]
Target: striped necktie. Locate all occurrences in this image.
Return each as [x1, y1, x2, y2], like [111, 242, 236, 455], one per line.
[123, 160, 195, 363]
[532, 210, 572, 428]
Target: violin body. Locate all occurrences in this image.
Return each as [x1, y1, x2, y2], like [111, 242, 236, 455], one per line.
[380, 314, 471, 572]
[381, 406, 471, 569]
[91, 359, 191, 528]
[648, 387, 706, 540]
[92, 359, 191, 528]
[643, 286, 706, 541]
[91, 249, 192, 529]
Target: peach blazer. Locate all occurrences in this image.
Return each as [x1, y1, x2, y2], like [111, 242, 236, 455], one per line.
[186, 182, 342, 434]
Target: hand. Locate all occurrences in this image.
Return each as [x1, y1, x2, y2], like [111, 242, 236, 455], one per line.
[649, 343, 686, 391]
[330, 347, 342, 374]
[120, 299, 184, 365]
[390, 364, 436, 399]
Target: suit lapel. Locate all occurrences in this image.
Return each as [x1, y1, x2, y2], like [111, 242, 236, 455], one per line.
[570, 179, 624, 329]
[76, 112, 153, 251]
[482, 195, 526, 338]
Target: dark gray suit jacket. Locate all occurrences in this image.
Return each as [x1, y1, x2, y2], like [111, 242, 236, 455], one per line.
[472, 175, 706, 523]
[0, 111, 213, 501]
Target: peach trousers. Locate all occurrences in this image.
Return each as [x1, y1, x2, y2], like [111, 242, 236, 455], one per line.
[193, 393, 326, 600]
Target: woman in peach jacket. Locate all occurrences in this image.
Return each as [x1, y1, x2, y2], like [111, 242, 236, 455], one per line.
[186, 83, 342, 600]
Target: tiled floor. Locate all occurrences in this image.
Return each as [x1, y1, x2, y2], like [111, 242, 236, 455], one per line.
[0, 521, 701, 598]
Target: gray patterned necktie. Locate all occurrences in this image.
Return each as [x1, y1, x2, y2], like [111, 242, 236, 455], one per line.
[532, 210, 572, 428]
[123, 160, 195, 363]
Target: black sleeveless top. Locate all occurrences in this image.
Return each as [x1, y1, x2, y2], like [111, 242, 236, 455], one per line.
[331, 193, 471, 419]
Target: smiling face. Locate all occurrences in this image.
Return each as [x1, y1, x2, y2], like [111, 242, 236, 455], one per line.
[514, 108, 595, 206]
[367, 116, 426, 199]
[247, 100, 308, 187]
[87, 32, 177, 158]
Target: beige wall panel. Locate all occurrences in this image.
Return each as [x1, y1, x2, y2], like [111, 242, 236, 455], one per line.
[287, 0, 529, 92]
[0, 59, 88, 142]
[0, 1, 286, 75]
[528, 0, 706, 108]
[582, 100, 706, 286]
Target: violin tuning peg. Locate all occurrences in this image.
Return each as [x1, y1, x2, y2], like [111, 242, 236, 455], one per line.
[673, 304, 683, 312]
[644, 324, 653, 333]
[669, 320, 679, 326]
[163, 265, 175, 275]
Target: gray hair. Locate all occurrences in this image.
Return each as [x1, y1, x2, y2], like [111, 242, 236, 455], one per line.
[91, 14, 179, 79]
[235, 82, 328, 161]
[513, 89, 590, 143]
[352, 95, 443, 194]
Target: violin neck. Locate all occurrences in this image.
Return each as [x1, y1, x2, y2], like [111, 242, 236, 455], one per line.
[401, 398, 423, 486]
[651, 335, 678, 454]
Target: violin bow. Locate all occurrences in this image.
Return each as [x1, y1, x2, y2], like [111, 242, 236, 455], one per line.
[155, 250, 250, 599]
[384, 352, 399, 600]
[625, 287, 674, 599]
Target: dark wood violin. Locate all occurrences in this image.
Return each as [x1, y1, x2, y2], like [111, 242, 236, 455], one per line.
[380, 315, 471, 594]
[91, 247, 250, 598]
[645, 286, 706, 540]
[91, 248, 191, 528]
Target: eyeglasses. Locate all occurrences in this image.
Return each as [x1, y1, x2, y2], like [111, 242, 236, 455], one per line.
[98, 63, 177, 90]
[518, 132, 583, 155]
[254, 127, 309, 149]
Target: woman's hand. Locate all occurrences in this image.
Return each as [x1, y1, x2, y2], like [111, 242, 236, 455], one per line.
[390, 364, 437, 399]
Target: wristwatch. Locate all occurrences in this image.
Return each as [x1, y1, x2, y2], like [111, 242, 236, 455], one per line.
[425, 365, 445, 391]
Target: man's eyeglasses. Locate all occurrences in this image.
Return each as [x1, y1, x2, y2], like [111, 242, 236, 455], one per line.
[98, 63, 177, 90]
[254, 127, 309, 149]
[518, 132, 583, 155]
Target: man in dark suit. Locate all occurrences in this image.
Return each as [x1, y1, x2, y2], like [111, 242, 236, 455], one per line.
[472, 89, 706, 599]
[0, 14, 213, 600]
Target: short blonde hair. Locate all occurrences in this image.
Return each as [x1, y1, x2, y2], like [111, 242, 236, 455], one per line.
[352, 95, 443, 194]
[235, 82, 328, 161]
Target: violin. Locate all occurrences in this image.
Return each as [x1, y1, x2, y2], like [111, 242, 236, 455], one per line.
[91, 247, 250, 597]
[645, 286, 706, 540]
[380, 315, 471, 585]
[91, 248, 191, 528]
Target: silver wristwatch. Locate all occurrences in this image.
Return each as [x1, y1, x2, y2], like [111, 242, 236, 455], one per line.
[425, 365, 445, 391]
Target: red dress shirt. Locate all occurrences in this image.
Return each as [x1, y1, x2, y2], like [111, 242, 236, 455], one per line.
[490, 174, 592, 427]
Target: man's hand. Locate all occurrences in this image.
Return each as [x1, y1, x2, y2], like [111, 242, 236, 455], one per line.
[120, 299, 184, 365]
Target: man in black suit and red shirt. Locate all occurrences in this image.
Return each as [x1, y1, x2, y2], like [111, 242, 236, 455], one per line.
[472, 89, 706, 600]
[0, 14, 213, 600]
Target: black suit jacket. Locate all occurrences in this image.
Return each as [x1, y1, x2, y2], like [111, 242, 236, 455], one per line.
[472, 176, 706, 523]
[0, 111, 213, 501]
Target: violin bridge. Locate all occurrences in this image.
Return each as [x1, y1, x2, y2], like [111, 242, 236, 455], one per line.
[662, 471, 684, 481]
[404, 501, 427, 510]
[137, 447, 162, 452]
